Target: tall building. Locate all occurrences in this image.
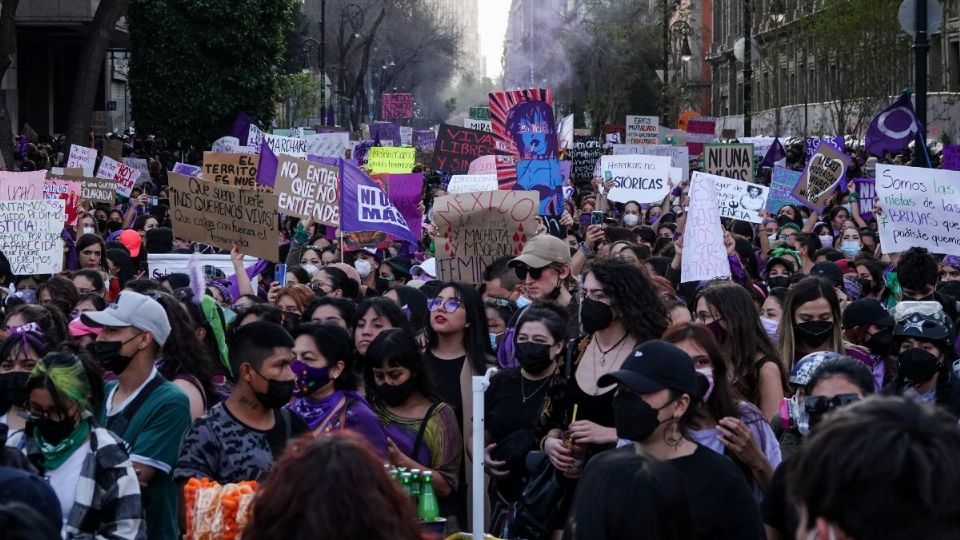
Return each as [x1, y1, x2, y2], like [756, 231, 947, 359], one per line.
[501, 0, 575, 88]
[435, 0, 482, 76]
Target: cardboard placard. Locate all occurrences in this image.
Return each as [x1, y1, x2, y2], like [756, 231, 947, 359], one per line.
[876, 164, 960, 255]
[766, 166, 804, 213]
[67, 145, 97, 177]
[447, 174, 498, 194]
[705, 143, 755, 181]
[413, 130, 436, 153]
[695, 171, 769, 223]
[123, 158, 151, 185]
[212, 136, 241, 153]
[78, 177, 117, 204]
[42, 179, 81, 225]
[469, 107, 491, 120]
[432, 123, 510, 173]
[0, 199, 65, 274]
[571, 136, 602, 182]
[263, 133, 307, 157]
[202, 152, 260, 188]
[625, 115, 659, 145]
[367, 147, 416, 173]
[0, 170, 45, 200]
[599, 154, 672, 204]
[400, 126, 413, 147]
[431, 190, 539, 284]
[611, 144, 690, 182]
[681, 175, 730, 283]
[96, 157, 140, 198]
[102, 139, 123, 161]
[794, 145, 850, 213]
[851, 178, 876, 219]
[173, 162, 203, 177]
[381, 93, 414, 120]
[167, 172, 279, 261]
[274, 155, 339, 227]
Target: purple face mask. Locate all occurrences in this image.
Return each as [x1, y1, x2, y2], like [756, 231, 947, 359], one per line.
[291, 359, 331, 397]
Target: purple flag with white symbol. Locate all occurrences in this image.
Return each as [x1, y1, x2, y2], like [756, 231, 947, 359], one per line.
[338, 159, 418, 245]
[865, 94, 922, 157]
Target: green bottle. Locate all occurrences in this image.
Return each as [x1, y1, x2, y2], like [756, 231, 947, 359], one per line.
[418, 471, 440, 521]
[409, 469, 422, 503]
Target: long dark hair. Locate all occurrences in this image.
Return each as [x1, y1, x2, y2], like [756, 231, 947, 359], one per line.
[24, 351, 104, 430]
[353, 297, 409, 333]
[388, 285, 429, 334]
[661, 322, 741, 424]
[364, 328, 440, 405]
[75, 233, 108, 272]
[291, 323, 358, 391]
[779, 277, 843, 369]
[587, 257, 667, 343]
[425, 281, 492, 376]
[150, 291, 218, 401]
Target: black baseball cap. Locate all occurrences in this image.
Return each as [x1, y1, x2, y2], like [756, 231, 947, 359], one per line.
[810, 261, 844, 288]
[842, 298, 894, 329]
[598, 340, 699, 396]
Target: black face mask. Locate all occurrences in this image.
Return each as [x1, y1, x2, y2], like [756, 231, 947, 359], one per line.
[858, 278, 877, 295]
[32, 415, 77, 445]
[794, 321, 834, 348]
[581, 297, 614, 334]
[376, 377, 417, 407]
[250, 368, 295, 409]
[106, 221, 122, 233]
[92, 333, 141, 376]
[516, 342, 554, 374]
[767, 276, 789, 289]
[776, 214, 795, 227]
[865, 329, 894, 356]
[613, 390, 670, 442]
[898, 348, 941, 384]
[96, 219, 109, 232]
[0, 371, 29, 412]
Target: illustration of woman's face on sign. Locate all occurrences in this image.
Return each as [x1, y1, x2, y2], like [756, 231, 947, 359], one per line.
[507, 100, 558, 160]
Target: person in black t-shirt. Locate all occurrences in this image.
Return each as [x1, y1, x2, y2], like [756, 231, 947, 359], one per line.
[599, 340, 764, 540]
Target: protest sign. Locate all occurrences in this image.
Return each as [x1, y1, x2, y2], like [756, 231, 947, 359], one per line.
[851, 178, 876, 220]
[468, 155, 497, 175]
[741, 137, 776, 160]
[0, 199, 64, 274]
[0, 170, 45, 200]
[805, 136, 844, 159]
[202, 152, 259, 188]
[682, 175, 731, 283]
[147, 253, 260, 287]
[381, 93, 414, 120]
[385, 173, 424, 233]
[304, 132, 352, 158]
[97, 157, 140, 198]
[174, 162, 203, 177]
[685, 117, 716, 156]
[369, 122, 401, 145]
[515, 159, 564, 214]
[168, 172, 279, 261]
[274, 155, 339, 227]
[626, 115, 659, 144]
[248, 124, 265, 149]
[571, 136, 602, 182]
[705, 143, 755, 181]
[432, 123, 510, 173]
[400, 127, 413, 147]
[414, 130, 436, 153]
[464, 118, 492, 132]
[469, 107, 491, 120]
[77, 176, 116, 204]
[447, 174, 498, 194]
[42, 179, 81, 225]
[943, 144, 960, 171]
[212, 136, 241, 153]
[102, 139, 123, 161]
[767, 166, 804, 213]
[557, 114, 574, 155]
[124, 158, 150, 184]
[489, 88, 553, 157]
[599, 154, 671, 204]
[695, 171, 769, 223]
[432, 190, 539, 284]
[611, 144, 690, 182]
[338, 159, 418, 244]
[67, 145, 97, 176]
[874, 164, 960, 255]
[368, 147, 416, 173]
[794, 145, 850, 213]
[263, 133, 307, 157]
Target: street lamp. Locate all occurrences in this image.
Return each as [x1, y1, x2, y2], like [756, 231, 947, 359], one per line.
[670, 20, 693, 63]
[770, 0, 786, 24]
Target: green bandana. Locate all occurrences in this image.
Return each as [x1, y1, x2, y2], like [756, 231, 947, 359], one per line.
[36, 419, 90, 470]
[200, 295, 231, 376]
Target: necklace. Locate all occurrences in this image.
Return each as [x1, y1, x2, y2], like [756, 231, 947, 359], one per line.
[594, 332, 629, 366]
[520, 376, 550, 403]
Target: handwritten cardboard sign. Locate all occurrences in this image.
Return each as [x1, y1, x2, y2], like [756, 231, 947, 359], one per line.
[571, 136, 602, 182]
[0, 199, 65, 274]
[42, 179, 81, 226]
[432, 123, 510, 174]
[67, 145, 97, 176]
[274, 155, 339, 227]
[78, 176, 116, 204]
[168, 172, 279, 261]
[381, 93, 414, 119]
[202, 152, 259, 188]
[611, 144, 690, 181]
[96, 156, 140, 198]
[766, 166, 804, 213]
[599, 154, 671, 204]
[431, 190, 539, 284]
[705, 143, 755, 181]
[625, 115, 659, 145]
[794, 144, 850, 212]
[464, 118, 492, 132]
[447, 174, 498, 194]
[414, 130, 436, 153]
[0, 171, 45, 201]
[304, 132, 353, 158]
[263, 133, 307, 157]
[682, 175, 731, 283]
[696, 171, 769, 223]
[123, 158, 151, 185]
[875, 164, 960, 255]
[368, 147, 416, 174]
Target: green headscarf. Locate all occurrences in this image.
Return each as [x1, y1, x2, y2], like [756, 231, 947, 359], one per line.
[29, 356, 94, 469]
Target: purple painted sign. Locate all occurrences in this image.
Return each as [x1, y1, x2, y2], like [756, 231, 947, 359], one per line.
[943, 144, 960, 171]
[387, 173, 425, 235]
[414, 130, 436, 153]
[369, 122, 401, 146]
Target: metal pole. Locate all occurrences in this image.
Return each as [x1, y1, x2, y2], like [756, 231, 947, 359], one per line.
[914, 0, 929, 143]
[319, 0, 327, 126]
[663, 0, 670, 127]
[743, 0, 752, 137]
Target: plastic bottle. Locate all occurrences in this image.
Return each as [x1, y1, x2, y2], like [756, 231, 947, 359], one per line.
[418, 471, 440, 521]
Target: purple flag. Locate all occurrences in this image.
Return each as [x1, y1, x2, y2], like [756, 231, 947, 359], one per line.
[325, 104, 336, 126]
[386, 173, 425, 234]
[865, 94, 921, 157]
[338, 159, 418, 245]
[760, 138, 786, 168]
[255, 140, 278, 189]
[369, 122, 401, 145]
[229, 112, 259, 146]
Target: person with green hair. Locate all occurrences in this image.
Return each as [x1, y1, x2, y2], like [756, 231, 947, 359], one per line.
[24, 351, 145, 539]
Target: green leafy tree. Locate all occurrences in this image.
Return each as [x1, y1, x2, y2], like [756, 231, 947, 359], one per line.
[127, 0, 296, 149]
[279, 72, 320, 128]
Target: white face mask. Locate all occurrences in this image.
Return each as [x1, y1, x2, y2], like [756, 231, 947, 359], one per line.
[354, 258, 372, 278]
[818, 235, 834, 249]
[515, 295, 532, 309]
[768, 233, 778, 243]
[83, 226, 96, 236]
[622, 214, 639, 227]
[760, 316, 780, 341]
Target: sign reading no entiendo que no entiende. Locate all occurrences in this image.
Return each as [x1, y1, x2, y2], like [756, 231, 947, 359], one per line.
[168, 172, 279, 261]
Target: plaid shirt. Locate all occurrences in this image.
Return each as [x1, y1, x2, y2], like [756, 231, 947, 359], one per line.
[29, 426, 146, 540]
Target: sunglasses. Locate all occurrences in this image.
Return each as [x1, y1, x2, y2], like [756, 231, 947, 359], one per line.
[804, 393, 860, 415]
[428, 298, 462, 313]
[514, 264, 547, 281]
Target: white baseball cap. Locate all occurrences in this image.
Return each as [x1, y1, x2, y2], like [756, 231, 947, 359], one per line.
[82, 291, 171, 346]
[411, 258, 437, 280]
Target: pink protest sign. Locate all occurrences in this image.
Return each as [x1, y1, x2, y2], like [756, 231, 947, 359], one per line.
[381, 93, 414, 120]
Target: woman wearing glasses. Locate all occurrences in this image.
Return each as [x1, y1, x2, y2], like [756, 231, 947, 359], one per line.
[23, 351, 144, 539]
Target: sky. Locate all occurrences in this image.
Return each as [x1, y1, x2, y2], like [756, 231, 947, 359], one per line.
[477, 0, 511, 79]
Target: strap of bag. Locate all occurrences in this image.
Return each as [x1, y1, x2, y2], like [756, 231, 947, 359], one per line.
[412, 401, 442, 462]
[111, 375, 164, 435]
